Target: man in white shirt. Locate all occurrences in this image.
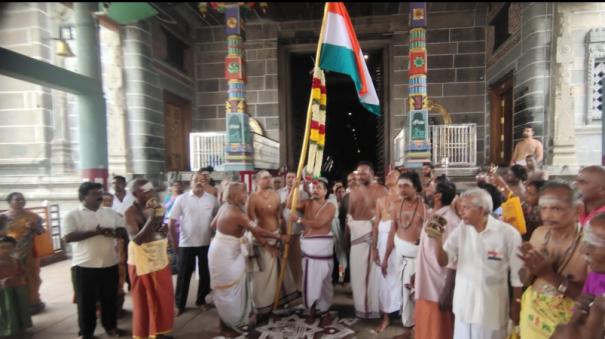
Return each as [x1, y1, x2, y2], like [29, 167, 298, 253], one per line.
[111, 175, 135, 215]
[63, 182, 127, 339]
[168, 172, 220, 315]
[429, 187, 523, 339]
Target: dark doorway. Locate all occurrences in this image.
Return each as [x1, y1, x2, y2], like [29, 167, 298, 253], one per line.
[488, 72, 514, 166]
[287, 49, 384, 183]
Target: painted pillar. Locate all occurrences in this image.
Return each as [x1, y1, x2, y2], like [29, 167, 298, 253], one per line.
[405, 2, 431, 168]
[74, 3, 109, 187]
[223, 5, 255, 171]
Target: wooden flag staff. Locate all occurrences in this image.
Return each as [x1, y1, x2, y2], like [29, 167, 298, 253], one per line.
[272, 3, 329, 311]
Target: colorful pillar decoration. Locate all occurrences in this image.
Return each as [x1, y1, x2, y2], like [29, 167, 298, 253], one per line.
[223, 4, 255, 171]
[405, 2, 432, 168]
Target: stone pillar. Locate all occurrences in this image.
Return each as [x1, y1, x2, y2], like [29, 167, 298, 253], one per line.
[223, 5, 254, 171]
[50, 89, 74, 175]
[121, 22, 165, 176]
[74, 3, 109, 187]
[550, 4, 577, 166]
[405, 2, 431, 168]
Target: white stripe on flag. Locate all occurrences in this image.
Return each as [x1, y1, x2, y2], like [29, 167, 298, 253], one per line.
[322, 12, 353, 49]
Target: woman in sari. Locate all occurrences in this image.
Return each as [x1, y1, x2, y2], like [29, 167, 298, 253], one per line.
[1, 192, 45, 314]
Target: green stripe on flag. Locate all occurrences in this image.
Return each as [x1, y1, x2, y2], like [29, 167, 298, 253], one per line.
[320, 43, 363, 96]
[320, 43, 380, 116]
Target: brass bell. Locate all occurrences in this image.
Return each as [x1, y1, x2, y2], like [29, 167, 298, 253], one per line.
[54, 39, 75, 57]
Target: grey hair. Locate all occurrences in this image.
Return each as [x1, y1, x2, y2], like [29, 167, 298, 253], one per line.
[461, 187, 493, 215]
[540, 179, 580, 206]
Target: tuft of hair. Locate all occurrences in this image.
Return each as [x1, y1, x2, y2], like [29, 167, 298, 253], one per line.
[398, 172, 422, 193]
[435, 179, 457, 206]
[461, 187, 494, 215]
[78, 182, 103, 202]
[422, 162, 435, 169]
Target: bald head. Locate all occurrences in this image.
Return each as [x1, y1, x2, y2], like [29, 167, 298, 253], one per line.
[576, 166, 605, 203]
[226, 182, 246, 205]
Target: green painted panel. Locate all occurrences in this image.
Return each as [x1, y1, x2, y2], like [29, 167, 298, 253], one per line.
[104, 2, 158, 24]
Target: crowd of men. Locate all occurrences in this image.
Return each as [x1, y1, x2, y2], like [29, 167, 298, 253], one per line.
[5, 154, 605, 339]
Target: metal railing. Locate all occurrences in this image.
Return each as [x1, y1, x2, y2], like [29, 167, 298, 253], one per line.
[189, 132, 226, 171]
[189, 132, 280, 170]
[430, 123, 477, 166]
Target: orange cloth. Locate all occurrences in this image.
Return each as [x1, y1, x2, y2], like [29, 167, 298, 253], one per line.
[414, 299, 454, 339]
[128, 264, 174, 338]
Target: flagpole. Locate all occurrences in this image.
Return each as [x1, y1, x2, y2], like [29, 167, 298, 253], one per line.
[272, 2, 329, 311]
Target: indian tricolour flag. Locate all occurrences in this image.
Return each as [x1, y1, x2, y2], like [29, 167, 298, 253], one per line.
[319, 2, 381, 116]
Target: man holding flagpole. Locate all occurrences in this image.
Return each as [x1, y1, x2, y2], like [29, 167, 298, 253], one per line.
[273, 2, 383, 322]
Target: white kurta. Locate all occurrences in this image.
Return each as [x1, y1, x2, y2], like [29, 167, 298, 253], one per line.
[444, 216, 523, 332]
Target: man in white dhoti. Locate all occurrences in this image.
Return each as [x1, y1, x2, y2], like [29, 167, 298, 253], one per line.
[278, 171, 309, 288]
[371, 170, 402, 332]
[209, 182, 289, 337]
[346, 161, 388, 319]
[392, 172, 427, 339]
[289, 177, 337, 327]
[248, 171, 299, 318]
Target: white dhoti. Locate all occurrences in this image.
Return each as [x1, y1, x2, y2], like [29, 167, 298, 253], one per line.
[394, 235, 418, 327]
[377, 220, 401, 313]
[301, 233, 334, 313]
[208, 231, 253, 329]
[347, 215, 381, 319]
[251, 229, 299, 314]
[453, 318, 507, 339]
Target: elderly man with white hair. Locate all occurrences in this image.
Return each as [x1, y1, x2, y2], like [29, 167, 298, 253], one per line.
[428, 187, 523, 339]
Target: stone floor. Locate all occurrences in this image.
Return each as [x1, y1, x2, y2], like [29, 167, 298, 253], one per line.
[29, 260, 408, 339]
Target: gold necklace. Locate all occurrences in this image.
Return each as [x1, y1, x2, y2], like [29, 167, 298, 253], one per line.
[259, 190, 273, 209]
